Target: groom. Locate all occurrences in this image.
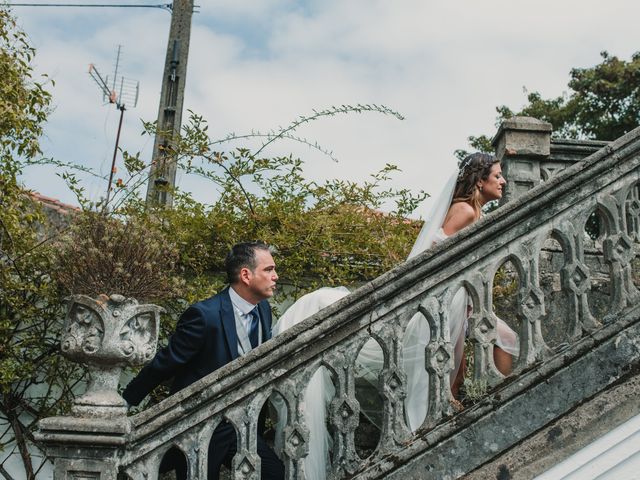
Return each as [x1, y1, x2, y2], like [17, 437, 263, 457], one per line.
[122, 241, 284, 480]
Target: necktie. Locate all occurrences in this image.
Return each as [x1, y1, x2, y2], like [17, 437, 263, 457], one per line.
[248, 307, 260, 349]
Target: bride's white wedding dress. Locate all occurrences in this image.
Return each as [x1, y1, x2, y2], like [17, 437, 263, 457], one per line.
[271, 174, 519, 479]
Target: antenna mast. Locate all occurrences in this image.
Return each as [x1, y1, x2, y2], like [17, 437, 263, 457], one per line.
[11, 0, 198, 208]
[88, 45, 139, 209]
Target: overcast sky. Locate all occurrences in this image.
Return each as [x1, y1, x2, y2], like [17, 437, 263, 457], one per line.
[11, 0, 640, 218]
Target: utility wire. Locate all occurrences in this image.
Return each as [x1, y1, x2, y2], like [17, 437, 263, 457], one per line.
[8, 3, 173, 11]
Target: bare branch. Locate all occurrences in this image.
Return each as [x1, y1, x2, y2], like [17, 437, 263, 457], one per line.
[0, 463, 17, 480]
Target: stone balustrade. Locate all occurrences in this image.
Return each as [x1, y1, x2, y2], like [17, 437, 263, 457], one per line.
[36, 119, 640, 479]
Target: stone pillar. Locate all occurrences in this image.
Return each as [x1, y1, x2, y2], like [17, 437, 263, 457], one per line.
[36, 294, 163, 479]
[492, 116, 552, 204]
[36, 416, 130, 480]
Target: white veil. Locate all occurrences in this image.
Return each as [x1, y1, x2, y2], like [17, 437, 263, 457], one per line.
[272, 287, 349, 480]
[408, 172, 458, 259]
[402, 171, 519, 429]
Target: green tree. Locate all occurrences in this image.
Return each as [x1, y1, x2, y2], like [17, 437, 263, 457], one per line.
[456, 51, 640, 160]
[504, 51, 640, 140]
[0, 7, 88, 479]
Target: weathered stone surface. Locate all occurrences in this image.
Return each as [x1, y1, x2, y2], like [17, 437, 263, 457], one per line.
[36, 416, 130, 480]
[463, 371, 640, 479]
[495, 119, 614, 204]
[548, 138, 611, 170]
[60, 294, 163, 417]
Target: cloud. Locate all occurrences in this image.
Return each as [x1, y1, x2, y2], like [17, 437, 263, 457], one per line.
[12, 0, 640, 217]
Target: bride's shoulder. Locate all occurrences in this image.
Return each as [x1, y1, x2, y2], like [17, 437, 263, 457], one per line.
[442, 201, 476, 236]
[447, 201, 475, 221]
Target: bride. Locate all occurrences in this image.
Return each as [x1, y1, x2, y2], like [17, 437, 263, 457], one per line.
[272, 153, 519, 478]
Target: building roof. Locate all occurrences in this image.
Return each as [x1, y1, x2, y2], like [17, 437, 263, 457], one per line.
[29, 191, 79, 216]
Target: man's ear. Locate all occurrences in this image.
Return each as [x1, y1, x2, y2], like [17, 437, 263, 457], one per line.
[239, 267, 252, 286]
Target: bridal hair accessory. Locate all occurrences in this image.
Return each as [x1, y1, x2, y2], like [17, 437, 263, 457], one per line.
[458, 156, 471, 180]
[457, 153, 495, 181]
[457, 157, 473, 180]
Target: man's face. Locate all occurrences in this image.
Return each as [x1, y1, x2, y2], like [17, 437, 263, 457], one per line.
[244, 249, 278, 301]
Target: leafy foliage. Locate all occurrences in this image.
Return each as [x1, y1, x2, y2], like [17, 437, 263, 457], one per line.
[63, 103, 423, 313]
[456, 51, 640, 159]
[0, 7, 86, 479]
[462, 376, 488, 403]
[0, 9, 51, 161]
[116, 115, 427, 307]
[501, 51, 640, 140]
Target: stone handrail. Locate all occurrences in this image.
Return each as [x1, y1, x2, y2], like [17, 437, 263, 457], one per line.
[37, 121, 640, 479]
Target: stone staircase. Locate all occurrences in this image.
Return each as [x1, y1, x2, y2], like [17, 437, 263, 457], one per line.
[36, 118, 640, 479]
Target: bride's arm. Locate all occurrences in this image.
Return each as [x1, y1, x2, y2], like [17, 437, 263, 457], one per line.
[442, 202, 476, 236]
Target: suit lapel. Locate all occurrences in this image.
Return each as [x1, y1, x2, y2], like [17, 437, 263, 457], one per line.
[220, 289, 239, 360]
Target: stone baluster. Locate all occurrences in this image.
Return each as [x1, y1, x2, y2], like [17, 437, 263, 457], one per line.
[517, 238, 549, 367]
[276, 374, 310, 480]
[328, 344, 360, 477]
[36, 294, 163, 479]
[617, 185, 640, 303]
[377, 320, 409, 449]
[624, 183, 640, 241]
[562, 220, 599, 337]
[228, 401, 262, 480]
[468, 274, 503, 384]
[423, 294, 455, 426]
[184, 433, 205, 479]
[601, 195, 636, 317]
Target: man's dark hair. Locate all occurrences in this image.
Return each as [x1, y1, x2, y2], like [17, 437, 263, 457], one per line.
[225, 241, 271, 284]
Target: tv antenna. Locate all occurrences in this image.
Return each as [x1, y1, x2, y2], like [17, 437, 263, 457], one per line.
[88, 45, 139, 208]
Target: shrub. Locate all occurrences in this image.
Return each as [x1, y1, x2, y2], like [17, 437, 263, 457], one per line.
[54, 212, 182, 301]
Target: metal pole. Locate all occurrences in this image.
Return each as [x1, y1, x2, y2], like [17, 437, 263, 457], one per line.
[105, 105, 126, 209]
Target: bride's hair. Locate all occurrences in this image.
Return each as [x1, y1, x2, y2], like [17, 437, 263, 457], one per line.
[452, 152, 499, 219]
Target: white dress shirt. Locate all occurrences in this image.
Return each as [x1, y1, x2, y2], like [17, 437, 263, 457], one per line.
[228, 286, 262, 353]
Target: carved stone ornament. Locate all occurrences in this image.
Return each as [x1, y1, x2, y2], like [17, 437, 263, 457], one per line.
[61, 294, 163, 417]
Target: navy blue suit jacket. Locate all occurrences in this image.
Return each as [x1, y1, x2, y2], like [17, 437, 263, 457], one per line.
[123, 287, 273, 406]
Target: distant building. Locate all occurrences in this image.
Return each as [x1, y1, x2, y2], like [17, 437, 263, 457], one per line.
[29, 191, 78, 237]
